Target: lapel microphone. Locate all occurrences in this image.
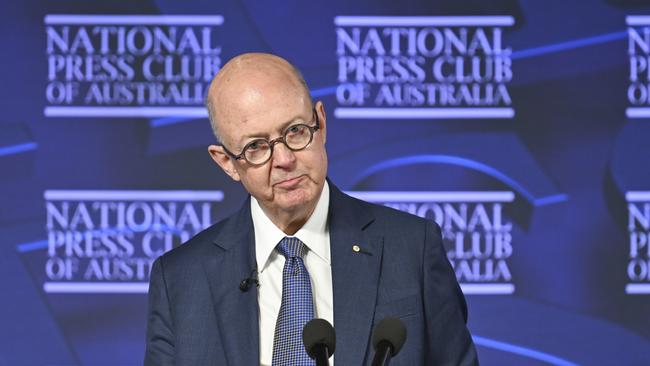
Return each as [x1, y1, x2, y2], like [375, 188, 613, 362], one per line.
[239, 267, 259, 292]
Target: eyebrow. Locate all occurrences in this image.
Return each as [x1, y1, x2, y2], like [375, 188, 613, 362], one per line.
[238, 113, 310, 145]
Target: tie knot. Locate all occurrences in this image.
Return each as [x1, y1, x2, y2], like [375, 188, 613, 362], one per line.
[276, 237, 307, 259]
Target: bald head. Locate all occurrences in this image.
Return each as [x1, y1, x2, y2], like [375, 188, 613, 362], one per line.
[205, 53, 312, 143]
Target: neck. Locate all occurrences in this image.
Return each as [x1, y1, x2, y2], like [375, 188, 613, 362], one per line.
[259, 203, 316, 235]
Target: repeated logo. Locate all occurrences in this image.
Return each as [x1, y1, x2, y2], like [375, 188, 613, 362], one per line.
[348, 191, 515, 295]
[626, 191, 650, 294]
[627, 16, 650, 118]
[43, 190, 223, 293]
[44, 14, 223, 118]
[334, 16, 514, 120]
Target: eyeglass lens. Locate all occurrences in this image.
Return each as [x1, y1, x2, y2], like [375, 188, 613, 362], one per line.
[244, 124, 313, 164]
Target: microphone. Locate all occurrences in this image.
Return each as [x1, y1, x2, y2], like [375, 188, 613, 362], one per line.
[302, 318, 336, 366]
[370, 317, 407, 366]
[239, 267, 258, 292]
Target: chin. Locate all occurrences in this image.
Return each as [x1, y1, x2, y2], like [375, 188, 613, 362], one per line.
[277, 189, 316, 211]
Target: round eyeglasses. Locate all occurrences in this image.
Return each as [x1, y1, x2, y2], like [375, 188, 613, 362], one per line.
[221, 107, 320, 166]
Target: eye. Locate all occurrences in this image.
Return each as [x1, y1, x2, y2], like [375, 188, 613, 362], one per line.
[286, 124, 306, 136]
[246, 140, 263, 151]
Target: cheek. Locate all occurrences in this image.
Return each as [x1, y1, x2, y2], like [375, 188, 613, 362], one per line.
[314, 150, 328, 178]
[240, 167, 272, 193]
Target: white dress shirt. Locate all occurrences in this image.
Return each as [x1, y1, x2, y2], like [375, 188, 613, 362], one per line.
[252, 182, 334, 366]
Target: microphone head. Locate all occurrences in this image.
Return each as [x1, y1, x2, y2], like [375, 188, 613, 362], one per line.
[302, 318, 336, 359]
[372, 317, 407, 356]
[239, 279, 249, 292]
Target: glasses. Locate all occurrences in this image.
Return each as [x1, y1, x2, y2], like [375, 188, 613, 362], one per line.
[222, 107, 320, 166]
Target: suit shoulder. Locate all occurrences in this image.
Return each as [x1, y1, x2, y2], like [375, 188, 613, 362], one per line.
[337, 192, 442, 250]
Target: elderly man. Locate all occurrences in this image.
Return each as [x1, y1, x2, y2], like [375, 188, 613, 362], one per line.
[145, 53, 478, 366]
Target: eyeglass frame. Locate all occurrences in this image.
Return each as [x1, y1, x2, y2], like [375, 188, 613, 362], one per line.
[220, 106, 321, 166]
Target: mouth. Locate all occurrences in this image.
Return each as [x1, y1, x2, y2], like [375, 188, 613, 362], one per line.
[274, 175, 305, 189]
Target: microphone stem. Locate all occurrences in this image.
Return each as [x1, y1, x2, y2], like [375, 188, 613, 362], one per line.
[316, 357, 328, 366]
[312, 343, 330, 366]
[371, 341, 393, 366]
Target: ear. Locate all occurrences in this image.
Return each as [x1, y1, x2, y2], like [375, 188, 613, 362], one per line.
[316, 101, 327, 144]
[208, 145, 241, 181]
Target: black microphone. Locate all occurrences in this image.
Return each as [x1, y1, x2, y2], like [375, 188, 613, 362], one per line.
[302, 318, 336, 366]
[370, 317, 407, 366]
[239, 267, 258, 292]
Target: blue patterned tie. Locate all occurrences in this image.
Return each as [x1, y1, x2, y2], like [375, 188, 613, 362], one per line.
[272, 237, 316, 366]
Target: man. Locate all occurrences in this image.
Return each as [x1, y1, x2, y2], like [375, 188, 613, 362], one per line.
[145, 53, 478, 365]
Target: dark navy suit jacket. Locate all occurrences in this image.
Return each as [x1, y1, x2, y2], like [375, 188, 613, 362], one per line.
[145, 183, 478, 365]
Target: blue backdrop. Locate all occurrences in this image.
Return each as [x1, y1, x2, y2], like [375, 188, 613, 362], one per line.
[2, 0, 650, 365]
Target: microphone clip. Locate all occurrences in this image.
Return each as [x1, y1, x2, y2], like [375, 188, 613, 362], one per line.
[239, 267, 259, 292]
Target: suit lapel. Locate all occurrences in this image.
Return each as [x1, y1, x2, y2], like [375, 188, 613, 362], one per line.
[329, 185, 383, 366]
[202, 200, 260, 366]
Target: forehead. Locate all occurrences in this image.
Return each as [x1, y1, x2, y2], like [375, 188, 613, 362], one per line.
[226, 103, 312, 148]
[213, 65, 311, 144]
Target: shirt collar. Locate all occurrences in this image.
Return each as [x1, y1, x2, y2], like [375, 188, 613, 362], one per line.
[252, 181, 330, 273]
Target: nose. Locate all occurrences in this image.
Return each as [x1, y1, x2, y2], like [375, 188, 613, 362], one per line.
[272, 142, 297, 169]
